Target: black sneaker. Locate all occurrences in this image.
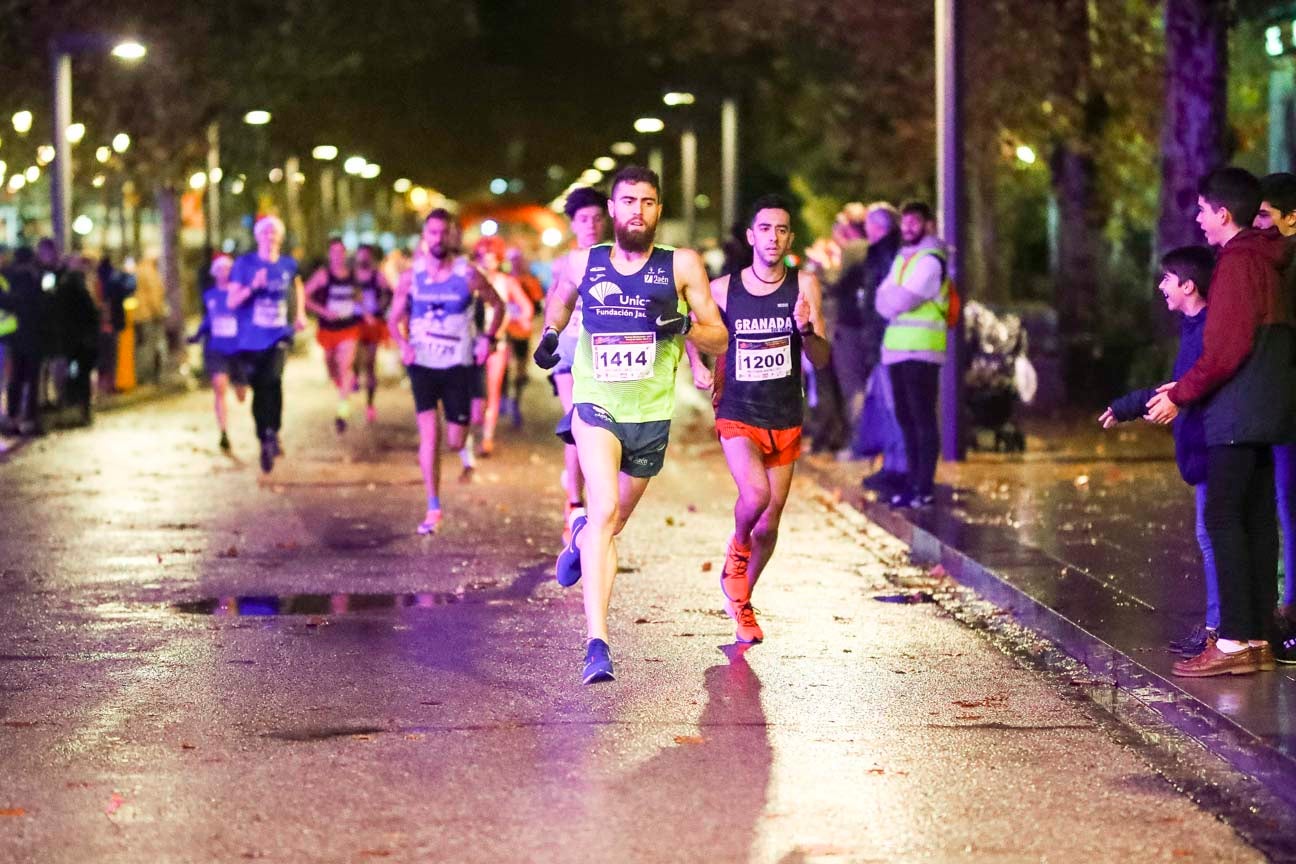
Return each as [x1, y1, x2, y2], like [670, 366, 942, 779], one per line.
[582, 638, 615, 684]
[259, 434, 275, 474]
[1168, 623, 1215, 656]
[219, 431, 231, 453]
[863, 471, 904, 494]
[334, 416, 347, 435]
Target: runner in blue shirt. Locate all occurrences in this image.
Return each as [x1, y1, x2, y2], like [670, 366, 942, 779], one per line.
[227, 216, 307, 473]
[189, 253, 249, 453]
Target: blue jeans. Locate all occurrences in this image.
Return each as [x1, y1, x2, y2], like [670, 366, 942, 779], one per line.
[1275, 444, 1296, 605]
[1194, 482, 1221, 630]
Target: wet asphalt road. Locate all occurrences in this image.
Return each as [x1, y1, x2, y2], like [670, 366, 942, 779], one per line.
[0, 355, 1268, 863]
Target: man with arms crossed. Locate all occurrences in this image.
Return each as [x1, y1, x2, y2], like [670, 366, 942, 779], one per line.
[534, 166, 728, 684]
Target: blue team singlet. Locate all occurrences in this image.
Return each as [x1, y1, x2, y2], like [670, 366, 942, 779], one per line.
[407, 260, 475, 369]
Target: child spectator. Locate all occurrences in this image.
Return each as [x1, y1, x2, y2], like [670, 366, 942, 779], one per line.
[1100, 246, 1215, 656]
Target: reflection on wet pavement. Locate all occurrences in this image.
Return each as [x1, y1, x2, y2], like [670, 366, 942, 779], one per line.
[174, 592, 466, 616]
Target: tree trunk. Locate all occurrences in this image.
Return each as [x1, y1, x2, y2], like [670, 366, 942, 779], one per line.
[155, 183, 185, 367]
[1049, 0, 1106, 344]
[1157, 0, 1228, 255]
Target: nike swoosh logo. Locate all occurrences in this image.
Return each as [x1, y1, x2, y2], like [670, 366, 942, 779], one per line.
[655, 315, 681, 327]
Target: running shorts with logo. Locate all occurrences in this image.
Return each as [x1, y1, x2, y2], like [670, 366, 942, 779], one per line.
[557, 403, 670, 478]
[713, 267, 804, 465]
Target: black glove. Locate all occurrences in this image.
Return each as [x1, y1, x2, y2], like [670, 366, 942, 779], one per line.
[533, 327, 561, 369]
[652, 307, 692, 337]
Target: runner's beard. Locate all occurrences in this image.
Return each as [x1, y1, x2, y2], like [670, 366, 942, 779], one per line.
[429, 243, 448, 261]
[614, 221, 654, 253]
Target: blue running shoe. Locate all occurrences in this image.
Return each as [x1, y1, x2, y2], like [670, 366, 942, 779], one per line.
[582, 638, 615, 684]
[556, 514, 586, 587]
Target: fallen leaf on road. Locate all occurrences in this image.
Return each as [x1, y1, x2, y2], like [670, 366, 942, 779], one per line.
[306, 616, 327, 628]
[404, 734, 424, 741]
[274, 541, 299, 551]
[104, 792, 127, 815]
[156, 554, 163, 564]
[873, 591, 935, 604]
[687, 504, 698, 513]
[4, 721, 38, 728]
[359, 851, 393, 858]
[181, 743, 196, 750]
[665, 516, 676, 526]
[955, 714, 984, 721]
[217, 546, 239, 558]
[1074, 474, 1089, 487]
[673, 735, 705, 745]
[0, 808, 26, 817]
[351, 734, 374, 741]
[700, 561, 713, 572]
[797, 844, 848, 856]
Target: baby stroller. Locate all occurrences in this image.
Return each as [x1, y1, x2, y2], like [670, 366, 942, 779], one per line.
[961, 301, 1035, 452]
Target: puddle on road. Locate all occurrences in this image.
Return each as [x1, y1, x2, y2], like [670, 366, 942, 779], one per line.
[173, 591, 465, 616]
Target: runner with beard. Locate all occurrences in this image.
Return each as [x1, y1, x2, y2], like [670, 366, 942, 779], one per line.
[534, 166, 728, 684]
[704, 195, 830, 643]
[389, 209, 504, 534]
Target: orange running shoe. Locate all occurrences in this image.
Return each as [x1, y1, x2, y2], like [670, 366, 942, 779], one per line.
[724, 598, 764, 644]
[720, 537, 752, 604]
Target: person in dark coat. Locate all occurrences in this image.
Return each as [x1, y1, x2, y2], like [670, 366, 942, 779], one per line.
[0, 247, 47, 433]
[1100, 245, 1215, 656]
[37, 239, 99, 425]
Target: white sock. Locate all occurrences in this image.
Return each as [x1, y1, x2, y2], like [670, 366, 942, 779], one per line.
[1216, 638, 1248, 654]
[567, 506, 586, 528]
[461, 438, 475, 468]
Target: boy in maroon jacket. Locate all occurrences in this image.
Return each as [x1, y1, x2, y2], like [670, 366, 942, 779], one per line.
[1146, 167, 1294, 677]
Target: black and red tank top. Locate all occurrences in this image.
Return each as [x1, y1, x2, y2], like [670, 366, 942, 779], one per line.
[714, 268, 803, 430]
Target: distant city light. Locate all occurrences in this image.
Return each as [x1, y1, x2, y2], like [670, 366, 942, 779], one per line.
[695, 193, 711, 209]
[393, 178, 412, 194]
[8, 174, 25, 192]
[634, 117, 665, 134]
[579, 169, 603, 184]
[268, 167, 284, 183]
[209, 166, 223, 183]
[36, 145, 54, 166]
[12, 110, 32, 135]
[25, 165, 39, 182]
[95, 146, 111, 163]
[293, 171, 306, 184]
[1015, 144, 1037, 165]
[610, 141, 636, 156]
[230, 177, 246, 195]
[111, 41, 147, 62]
[66, 123, 86, 144]
[663, 91, 695, 106]
[343, 156, 367, 175]
[112, 132, 131, 153]
[243, 110, 272, 126]
[312, 145, 338, 161]
[91, 174, 106, 188]
[1267, 25, 1284, 57]
[593, 156, 616, 172]
[72, 214, 94, 235]
[480, 219, 499, 237]
[189, 171, 207, 190]
[541, 227, 564, 247]
[360, 163, 380, 179]
[546, 164, 566, 181]
[489, 177, 508, 195]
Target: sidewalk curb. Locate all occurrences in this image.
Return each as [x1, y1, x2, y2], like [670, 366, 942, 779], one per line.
[808, 464, 1296, 817]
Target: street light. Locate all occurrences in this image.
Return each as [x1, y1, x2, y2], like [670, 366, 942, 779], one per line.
[36, 145, 55, 165]
[95, 145, 111, 163]
[66, 122, 85, 144]
[360, 163, 380, 180]
[610, 141, 636, 156]
[312, 145, 338, 161]
[1015, 144, 1037, 165]
[634, 117, 664, 134]
[593, 156, 616, 172]
[110, 40, 147, 61]
[393, 178, 412, 194]
[12, 110, 32, 135]
[343, 155, 367, 175]
[111, 132, 130, 153]
[663, 91, 695, 106]
[25, 166, 40, 182]
[243, 110, 271, 126]
[49, 33, 146, 252]
[188, 171, 207, 190]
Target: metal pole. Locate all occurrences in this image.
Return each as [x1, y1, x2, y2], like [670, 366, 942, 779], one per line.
[680, 128, 697, 245]
[320, 167, 336, 232]
[206, 122, 221, 249]
[720, 97, 738, 234]
[284, 155, 303, 248]
[936, 0, 964, 461]
[50, 49, 72, 253]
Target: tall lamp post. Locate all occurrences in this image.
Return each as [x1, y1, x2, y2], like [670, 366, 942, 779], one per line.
[935, 0, 964, 461]
[49, 35, 146, 253]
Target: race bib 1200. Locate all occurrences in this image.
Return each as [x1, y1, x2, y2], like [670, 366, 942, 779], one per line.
[734, 335, 792, 382]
